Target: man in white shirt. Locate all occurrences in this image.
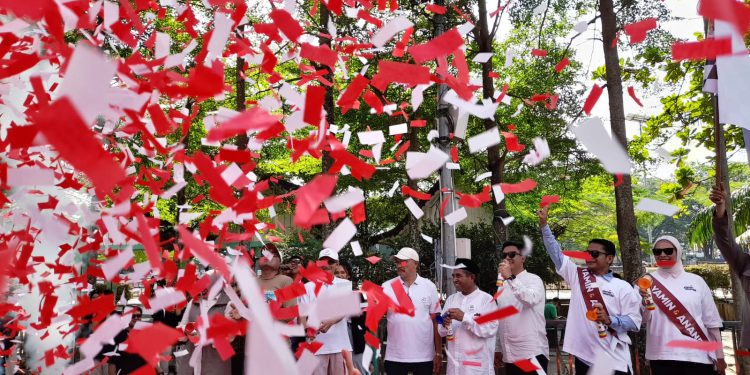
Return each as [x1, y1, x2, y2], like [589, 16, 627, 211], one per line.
[300, 249, 353, 375]
[382, 247, 442, 375]
[439, 258, 498, 375]
[539, 207, 642, 375]
[494, 241, 549, 374]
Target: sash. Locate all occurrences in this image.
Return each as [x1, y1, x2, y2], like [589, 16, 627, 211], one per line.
[648, 274, 710, 342]
[577, 268, 618, 338]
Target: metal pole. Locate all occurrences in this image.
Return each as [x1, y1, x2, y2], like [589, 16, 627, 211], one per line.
[708, 20, 750, 373]
[434, 0, 457, 296]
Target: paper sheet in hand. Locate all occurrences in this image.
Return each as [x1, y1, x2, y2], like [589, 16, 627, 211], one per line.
[571, 118, 632, 175]
[635, 198, 679, 216]
[322, 218, 357, 254]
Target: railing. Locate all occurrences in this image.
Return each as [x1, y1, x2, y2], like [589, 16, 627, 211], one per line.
[544, 320, 744, 375]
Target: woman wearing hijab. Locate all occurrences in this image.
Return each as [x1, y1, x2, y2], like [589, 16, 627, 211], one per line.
[637, 236, 726, 375]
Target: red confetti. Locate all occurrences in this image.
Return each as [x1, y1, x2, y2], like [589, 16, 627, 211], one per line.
[582, 84, 604, 116]
[474, 306, 519, 324]
[540, 195, 560, 208]
[698, 0, 750, 35]
[562, 251, 593, 261]
[512, 359, 540, 372]
[627, 86, 643, 107]
[666, 340, 722, 352]
[425, 4, 446, 14]
[499, 179, 537, 194]
[623, 18, 657, 44]
[555, 57, 570, 73]
[365, 256, 381, 264]
[409, 28, 464, 64]
[672, 38, 733, 61]
[531, 49, 548, 57]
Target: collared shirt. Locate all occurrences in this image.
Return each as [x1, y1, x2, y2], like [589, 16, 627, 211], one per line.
[382, 275, 441, 362]
[640, 271, 722, 363]
[300, 277, 353, 355]
[541, 225, 642, 373]
[438, 288, 498, 375]
[494, 270, 549, 363]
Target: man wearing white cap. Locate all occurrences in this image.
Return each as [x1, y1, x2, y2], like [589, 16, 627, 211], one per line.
[382, 247, 442, 375]
[300, 249, 353, 375]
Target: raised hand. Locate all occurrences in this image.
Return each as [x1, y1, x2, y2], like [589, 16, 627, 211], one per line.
[709, 184, 727, 219]
[537, 206, 549, 227]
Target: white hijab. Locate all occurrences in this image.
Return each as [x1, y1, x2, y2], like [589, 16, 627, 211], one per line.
[653, 235, 685, 278]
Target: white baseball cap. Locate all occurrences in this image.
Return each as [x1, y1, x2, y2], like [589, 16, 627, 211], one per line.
[318, 248, 339, 261]
[393, 247, 419, 262]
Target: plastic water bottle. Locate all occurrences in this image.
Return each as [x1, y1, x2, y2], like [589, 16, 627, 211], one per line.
[638, 277, 656, 311]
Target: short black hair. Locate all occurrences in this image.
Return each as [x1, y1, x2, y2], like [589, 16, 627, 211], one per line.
[500, 240, 524, 252]
[589, 239, 616, 255]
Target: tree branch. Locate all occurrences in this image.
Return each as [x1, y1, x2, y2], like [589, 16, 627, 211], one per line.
[367, 181, 440, 245]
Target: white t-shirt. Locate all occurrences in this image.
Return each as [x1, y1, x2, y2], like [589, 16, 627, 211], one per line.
[640, 271, 723, 363]
[438, 288, 498, 375]
[557, 259, 642, 373]
[382, 275, 441, 362]
[495, 270, 549, 363]
[300, 277, 353, 355]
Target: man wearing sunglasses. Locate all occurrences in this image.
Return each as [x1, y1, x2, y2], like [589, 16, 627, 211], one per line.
[539, 207, 641, 375]
[494, 241, 548, 374]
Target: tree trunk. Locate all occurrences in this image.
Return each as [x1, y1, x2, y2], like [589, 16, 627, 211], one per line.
[476, 0, 508, 244]
[235, 48, 248, 150]
[319, 5, 335, 174]
[599, 0, 647, 372]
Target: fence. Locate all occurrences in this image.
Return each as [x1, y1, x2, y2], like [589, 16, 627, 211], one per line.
[542, 320, 745, 375]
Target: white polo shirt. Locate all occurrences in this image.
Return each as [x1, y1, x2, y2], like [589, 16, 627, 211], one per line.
[557, 259, 642, 373]
[438, 288, 498, 375]
[382, 275, 441, 362]
[640, 272, 722, 364]
[495, 270, 549, 363]
[300, 277, 353, 355]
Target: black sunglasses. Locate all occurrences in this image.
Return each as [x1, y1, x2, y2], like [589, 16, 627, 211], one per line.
[652, 247, 675, 256]
[586, 250, 608, 259]
[501, 252, 521, 259]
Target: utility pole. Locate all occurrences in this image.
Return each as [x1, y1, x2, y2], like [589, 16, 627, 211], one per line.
[434, 0, 457, 296]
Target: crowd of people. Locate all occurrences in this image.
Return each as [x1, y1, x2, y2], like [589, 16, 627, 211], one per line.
[73, 184, 747, 375]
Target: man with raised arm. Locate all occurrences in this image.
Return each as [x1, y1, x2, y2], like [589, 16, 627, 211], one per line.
[538, 207, 641, 375]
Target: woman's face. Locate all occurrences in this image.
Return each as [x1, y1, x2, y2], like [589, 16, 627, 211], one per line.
[334, 264, 350, 280]
[653, 239, 678, 267]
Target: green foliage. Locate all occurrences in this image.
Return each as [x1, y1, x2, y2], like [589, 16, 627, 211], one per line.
[684, 264, 731, 296]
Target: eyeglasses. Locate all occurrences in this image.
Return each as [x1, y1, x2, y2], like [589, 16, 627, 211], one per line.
[501, 252, 520, 259]
[652, 247, 675, 256]
[586, 250, 608, 259]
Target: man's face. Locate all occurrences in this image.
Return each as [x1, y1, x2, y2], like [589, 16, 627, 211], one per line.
[394, 258, 418, 279]
[501, 245, 525, 274]
[318, 257, 337, 275]
[452, 269, 475, 293]
[585, 243, 613, 273]
[259, 250, 281, 271]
